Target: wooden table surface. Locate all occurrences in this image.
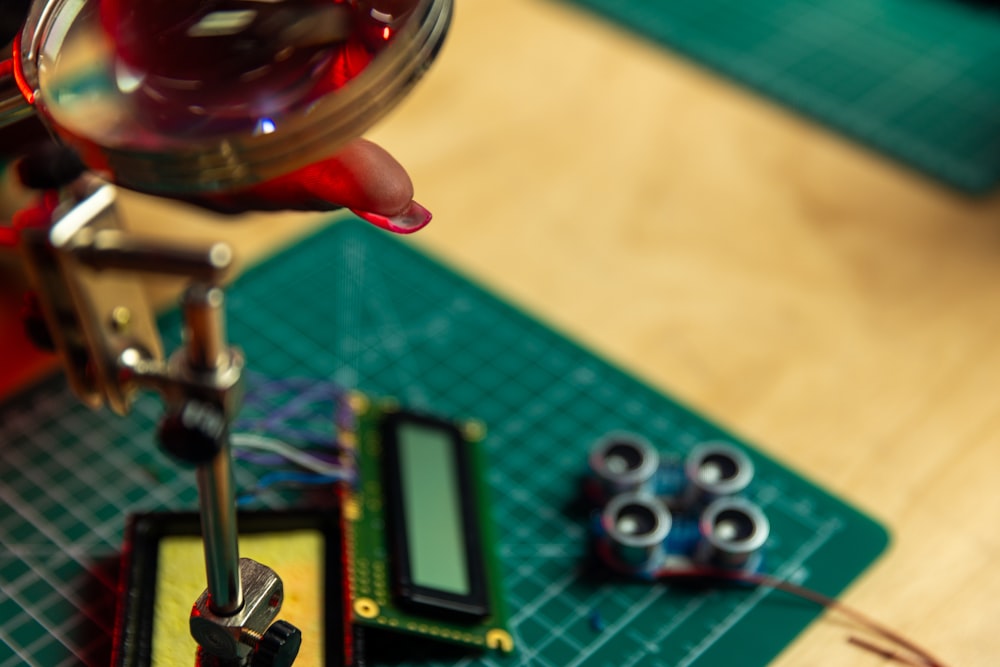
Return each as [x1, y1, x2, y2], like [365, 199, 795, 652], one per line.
[4, 2, 1000, 665]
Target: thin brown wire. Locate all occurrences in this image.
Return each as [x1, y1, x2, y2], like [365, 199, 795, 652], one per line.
[656, 568, 948, 667]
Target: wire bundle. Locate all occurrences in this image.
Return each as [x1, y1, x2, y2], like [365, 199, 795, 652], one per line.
[231, 373, 355, 506]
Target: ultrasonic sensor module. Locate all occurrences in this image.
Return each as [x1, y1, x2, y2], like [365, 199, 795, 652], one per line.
[586, 433, 770, 578]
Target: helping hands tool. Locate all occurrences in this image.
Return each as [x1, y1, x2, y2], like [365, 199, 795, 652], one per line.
[18, 174, 302, 666]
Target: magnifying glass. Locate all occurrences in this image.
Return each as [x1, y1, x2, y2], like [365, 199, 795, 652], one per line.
[0, 0, 451, 195]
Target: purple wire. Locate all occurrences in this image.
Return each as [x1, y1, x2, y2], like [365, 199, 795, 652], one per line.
[235, 372, 347, 450]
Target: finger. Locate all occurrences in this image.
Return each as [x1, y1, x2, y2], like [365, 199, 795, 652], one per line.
[196, 138, 413, 213]
[191, 138, 431, 232]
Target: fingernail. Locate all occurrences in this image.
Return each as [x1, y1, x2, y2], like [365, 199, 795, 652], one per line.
[350, 200, 432, 234]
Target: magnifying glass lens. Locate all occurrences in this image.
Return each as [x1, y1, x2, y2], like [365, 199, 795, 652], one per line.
[98, 2, 390, 131]
[23, 0, 449, 192]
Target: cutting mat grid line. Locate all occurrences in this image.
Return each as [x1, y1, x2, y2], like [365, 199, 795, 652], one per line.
[0, 220, 886, 666]
[564, 0, 1000, 192]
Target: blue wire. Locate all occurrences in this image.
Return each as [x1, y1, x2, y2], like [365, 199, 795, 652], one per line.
[237, 471, 345, 506]
[260, 471, 346, 486]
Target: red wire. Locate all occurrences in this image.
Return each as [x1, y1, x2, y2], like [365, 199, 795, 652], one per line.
[656, 568, 948, 667]
[11, 33, 34, 104]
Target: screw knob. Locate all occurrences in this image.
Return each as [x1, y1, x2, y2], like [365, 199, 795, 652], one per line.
[251, 620, 302, 667]
[157, 400, 226, 464]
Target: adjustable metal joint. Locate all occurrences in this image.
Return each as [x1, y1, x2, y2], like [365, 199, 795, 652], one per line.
[16, 175, 235, 415]
[190, 559, 284, 662]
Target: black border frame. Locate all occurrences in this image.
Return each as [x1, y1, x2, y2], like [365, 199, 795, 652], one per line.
[380, 410, 490, 622]
[111, 509, 348, 667]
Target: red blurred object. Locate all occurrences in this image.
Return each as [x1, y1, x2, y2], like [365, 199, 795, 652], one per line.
[0, 226, 15, 248]
[0, 195, 62, 401]
[0, 272, 56, 401]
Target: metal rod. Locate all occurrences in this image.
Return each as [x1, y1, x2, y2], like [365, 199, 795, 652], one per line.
[183, 284, 243, 616]
[73, 230, 233, 282]
[196, 443, 243, 615]
[184, 284, 229, 372]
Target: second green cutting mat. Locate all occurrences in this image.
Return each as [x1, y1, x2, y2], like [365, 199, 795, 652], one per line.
[562, 0, 1000, 193]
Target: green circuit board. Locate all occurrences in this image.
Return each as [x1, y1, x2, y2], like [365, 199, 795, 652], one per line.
[343, 395, 513, 654]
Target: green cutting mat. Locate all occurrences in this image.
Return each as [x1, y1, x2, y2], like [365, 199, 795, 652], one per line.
[563, 0, 1000, 193]
[0, 218, 888, 667]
